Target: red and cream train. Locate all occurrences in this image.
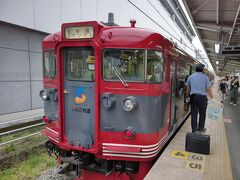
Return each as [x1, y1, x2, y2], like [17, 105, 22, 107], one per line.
[41, 20, 212, 179]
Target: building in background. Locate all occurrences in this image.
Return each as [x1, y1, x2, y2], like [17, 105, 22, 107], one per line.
[0, 0, 196, 115]
[0, 22, 47, 115]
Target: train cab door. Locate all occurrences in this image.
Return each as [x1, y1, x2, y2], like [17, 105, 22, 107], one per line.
[169, 60, 177, 130]
[63, 46, 95, 149]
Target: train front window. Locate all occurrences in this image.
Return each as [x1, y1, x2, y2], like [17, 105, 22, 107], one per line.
[65, 47, 94, 81]
[103, 49, 145, 82]
[146, 50, 163, 83]
[43, 51, 56, 77]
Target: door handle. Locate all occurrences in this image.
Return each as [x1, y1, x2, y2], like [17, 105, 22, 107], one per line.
[63, 89, 70, 94]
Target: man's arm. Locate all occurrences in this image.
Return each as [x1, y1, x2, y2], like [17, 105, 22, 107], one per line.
[186, 86, 190, 97]
[186, 77, 190, 97]
[207, 87, 213, 99]
[206, 76, 213, 99]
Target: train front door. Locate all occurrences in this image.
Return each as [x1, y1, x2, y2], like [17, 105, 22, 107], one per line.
[63, 47, 95, 149]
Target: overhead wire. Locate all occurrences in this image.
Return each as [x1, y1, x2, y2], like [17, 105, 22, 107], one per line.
[127, 0, 196, 53]
[147, 0, 183, 40]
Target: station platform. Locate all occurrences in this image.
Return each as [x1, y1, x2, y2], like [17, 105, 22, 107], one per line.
[0, 109, 43, 129]
[145, 83, 236, 180]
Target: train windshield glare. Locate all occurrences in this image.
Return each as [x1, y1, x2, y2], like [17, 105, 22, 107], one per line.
[103, 49, 163, 83]
[64, 47, 95, 81]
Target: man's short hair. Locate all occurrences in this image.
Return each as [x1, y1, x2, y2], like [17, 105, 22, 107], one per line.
[196, 63, 205, 72]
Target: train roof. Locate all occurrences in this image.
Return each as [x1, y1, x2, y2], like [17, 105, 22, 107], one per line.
[99, 26, 170, 49]
[42, 32, 61, 50]
[42, 21, 212, 71]
[43, 32, 61, 42]
[43, 21, 172, 50]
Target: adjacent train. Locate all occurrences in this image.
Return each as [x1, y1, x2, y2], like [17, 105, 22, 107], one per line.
[40, 20, 210, 179]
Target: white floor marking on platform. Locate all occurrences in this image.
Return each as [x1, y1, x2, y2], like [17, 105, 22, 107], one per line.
[186, 153, 206, 173]
[188, 153, 206, 164]
[171, 150, 207, 173]
[224, 119, 232, 123]
[185, 160, 205, 172]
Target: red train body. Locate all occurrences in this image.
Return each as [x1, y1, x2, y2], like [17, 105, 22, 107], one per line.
[41, 21, 199, 179]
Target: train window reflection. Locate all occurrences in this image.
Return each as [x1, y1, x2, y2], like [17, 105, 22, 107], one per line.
[146, 50, 163, 83]
[44, 51, 56, 77]
[65, 47, 94, 81]
[103, 49, 145, 82]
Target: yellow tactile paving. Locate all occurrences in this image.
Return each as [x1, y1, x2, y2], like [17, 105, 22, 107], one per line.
[145, 83, 233, 180]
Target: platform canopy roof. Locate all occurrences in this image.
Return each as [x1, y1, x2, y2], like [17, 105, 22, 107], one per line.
[182, 0, 240, 76]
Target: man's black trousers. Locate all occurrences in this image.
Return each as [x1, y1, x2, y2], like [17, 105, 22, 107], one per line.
[190, 94, 208, 133]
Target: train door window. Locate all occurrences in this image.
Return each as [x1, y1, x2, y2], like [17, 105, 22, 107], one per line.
[170, 61, 177, 125]
[191, 64, 196, 74]
[163, 54, 170, 81]
[146, 50, 163, 83]
[185, 64, 191, 81]
[177, 65, 186, 97]
[175, 63, 187, 119]
[103, 49, 145, 82]
[65, 47, 94, 81]
[43, 51, 56, 77]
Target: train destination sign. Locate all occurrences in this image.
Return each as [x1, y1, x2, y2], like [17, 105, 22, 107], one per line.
[65, 26, 93, 39]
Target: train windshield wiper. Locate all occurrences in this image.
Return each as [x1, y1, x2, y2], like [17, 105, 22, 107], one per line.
[112, 67, 128, 87]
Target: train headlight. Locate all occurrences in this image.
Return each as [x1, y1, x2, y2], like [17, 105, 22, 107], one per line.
[124, 100, 134, 110]
[39, 90, 49, 101]
[123, 96, 138, 111]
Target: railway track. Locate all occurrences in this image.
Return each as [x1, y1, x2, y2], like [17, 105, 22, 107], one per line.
[0, 117, 48, 172]
[0, 119, 44, 146]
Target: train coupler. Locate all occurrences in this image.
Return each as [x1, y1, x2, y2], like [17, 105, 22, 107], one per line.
[58, 153, 94, 177]
[56, 163, 70, 174]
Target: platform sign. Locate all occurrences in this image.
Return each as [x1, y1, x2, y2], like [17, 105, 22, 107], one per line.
[171, 150, 189, 160]
[185, 160, 205, 172]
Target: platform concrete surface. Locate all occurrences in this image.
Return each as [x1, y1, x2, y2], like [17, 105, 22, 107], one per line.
[223, 95, 240, 180]
[0, 108, 43, 129]
[145, 83, 232, 180]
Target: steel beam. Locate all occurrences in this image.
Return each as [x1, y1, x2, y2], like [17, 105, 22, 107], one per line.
[192, 0, 211, 15]
[202, 39, 228, 46]
[195, 23, 232, 33]
[164, 0, 194, 39]
[228, 4, 240, 45]
[216, 0, 219, 25]
[205, 47, 216, 52]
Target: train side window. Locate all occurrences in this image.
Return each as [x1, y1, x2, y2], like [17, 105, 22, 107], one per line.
[146, 50, 163, 83]
[43, 51, 56, 77]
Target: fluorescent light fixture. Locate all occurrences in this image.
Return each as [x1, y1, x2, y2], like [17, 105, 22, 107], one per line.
[216, 61, 219, 65]
[215, 43, 220, 53]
